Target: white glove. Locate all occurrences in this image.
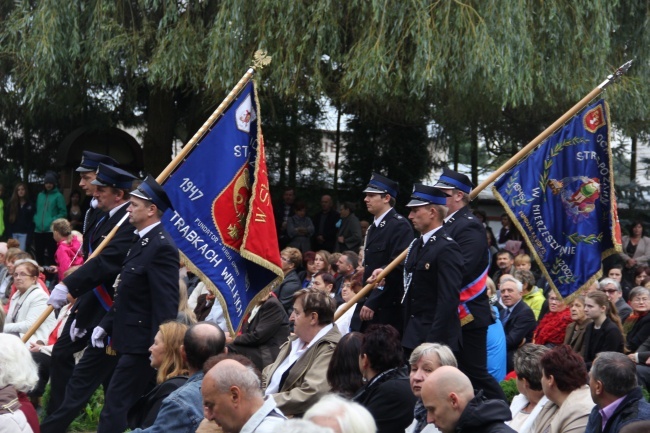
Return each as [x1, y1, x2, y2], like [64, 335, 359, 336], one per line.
[91, 326, 107, 348]
[47, 283, 69, 309]
[69, 320, 87, 342]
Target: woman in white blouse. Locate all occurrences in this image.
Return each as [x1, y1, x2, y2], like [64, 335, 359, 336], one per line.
[4, 259, 55, 344]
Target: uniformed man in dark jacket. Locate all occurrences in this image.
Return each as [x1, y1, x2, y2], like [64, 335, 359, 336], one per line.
[402, 184, 464, 355]
[45, 151, 119, 418]
[434, 168, 507, 401]
[356, 173, 413, 334]
[92, 175, 180, 433]
[43, 162, 136, 433]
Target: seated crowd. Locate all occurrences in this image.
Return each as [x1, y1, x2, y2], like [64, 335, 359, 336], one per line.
[3, 180, 650, 433]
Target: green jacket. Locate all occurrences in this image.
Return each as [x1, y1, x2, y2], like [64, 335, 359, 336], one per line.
[33, 187, 67, 233]
[523, 286, 545, 320]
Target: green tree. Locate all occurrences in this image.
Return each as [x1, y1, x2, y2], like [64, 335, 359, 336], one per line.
[0, 0, 647, 185]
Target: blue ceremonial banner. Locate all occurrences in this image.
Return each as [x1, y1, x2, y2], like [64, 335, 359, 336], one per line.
[161, 81, 283, 332]
[493, 99, 621, 302]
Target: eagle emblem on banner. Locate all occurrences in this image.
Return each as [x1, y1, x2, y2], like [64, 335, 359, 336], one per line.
[213, 165, 251, 250]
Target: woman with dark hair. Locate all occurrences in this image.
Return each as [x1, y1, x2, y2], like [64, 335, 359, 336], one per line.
[6, 182, 35, 252]
[582, 290, 625, 369]
[326, 331, 364, 398]
[621, 221, 650, 271]
[66, 189, 84, 232]
[634, 266, 650, 287]
[533, 345, 594, 433]
[623, 287, 650, 353]
[127, 321, 189, 429]
[353, 324, 416, 433]
[298, 251, 318, 288]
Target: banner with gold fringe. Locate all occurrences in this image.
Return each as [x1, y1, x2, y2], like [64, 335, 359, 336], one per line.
[162, 80, 283, 332]
[493, 99, 622, 303]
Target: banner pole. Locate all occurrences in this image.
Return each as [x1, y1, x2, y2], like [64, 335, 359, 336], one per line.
[470, 60, 633, 200]
[22, 53, 272, 343]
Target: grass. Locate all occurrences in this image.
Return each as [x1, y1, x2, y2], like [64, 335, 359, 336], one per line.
[41, 384, 104, 432]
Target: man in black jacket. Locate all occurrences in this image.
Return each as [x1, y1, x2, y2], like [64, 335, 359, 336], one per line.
[434, 168, 507, 401]
[43, 163, 136, 433]
[93, 175, 180, 433]
[421, 366, 515, 433]
[312, 194, 339, 252]
[401, 184, 463, 356]
[356, 173, 413, 334]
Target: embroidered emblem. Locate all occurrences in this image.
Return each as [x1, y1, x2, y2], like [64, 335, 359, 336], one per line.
[236, 94, 257, 133]
[425, 263, 430, 270]
[141, 238, 149, 246]
[379, 220, 386, 228]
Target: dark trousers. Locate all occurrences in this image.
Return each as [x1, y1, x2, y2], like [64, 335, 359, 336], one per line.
[45, 316, 90, 416]
[29, 351, 51, 398]
[97, 353, 156, 433]
[458, 326, 508, 402]
[41, 345, 117, 433]
[34, 231, 57, 267]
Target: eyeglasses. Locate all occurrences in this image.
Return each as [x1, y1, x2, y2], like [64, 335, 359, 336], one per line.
[280, 256, 291, 263]
[602, 289, 618, 294]
[632, 297, 650, 303]
[13, 272, 33, 278]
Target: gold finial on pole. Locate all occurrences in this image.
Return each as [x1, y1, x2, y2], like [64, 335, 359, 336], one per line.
[252, 50, 272, 70]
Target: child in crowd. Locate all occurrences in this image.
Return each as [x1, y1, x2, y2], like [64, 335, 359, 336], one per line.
[51, 218, 84, 282]
[514, 254, 531, 271]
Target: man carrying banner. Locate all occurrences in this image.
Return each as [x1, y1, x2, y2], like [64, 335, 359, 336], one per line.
[356, 173, 413, 334]
[43, 152, 117, 415]
[42, 163, 137, 433]
[92, 175, 180, 433]
[77, 151, 119, 245]
[402, 184, 464, 358]
[434, 168, 508, 401]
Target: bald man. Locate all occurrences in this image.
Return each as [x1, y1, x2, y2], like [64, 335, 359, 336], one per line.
[203, 359, 285, 433]
[420, 366, 514, 433]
